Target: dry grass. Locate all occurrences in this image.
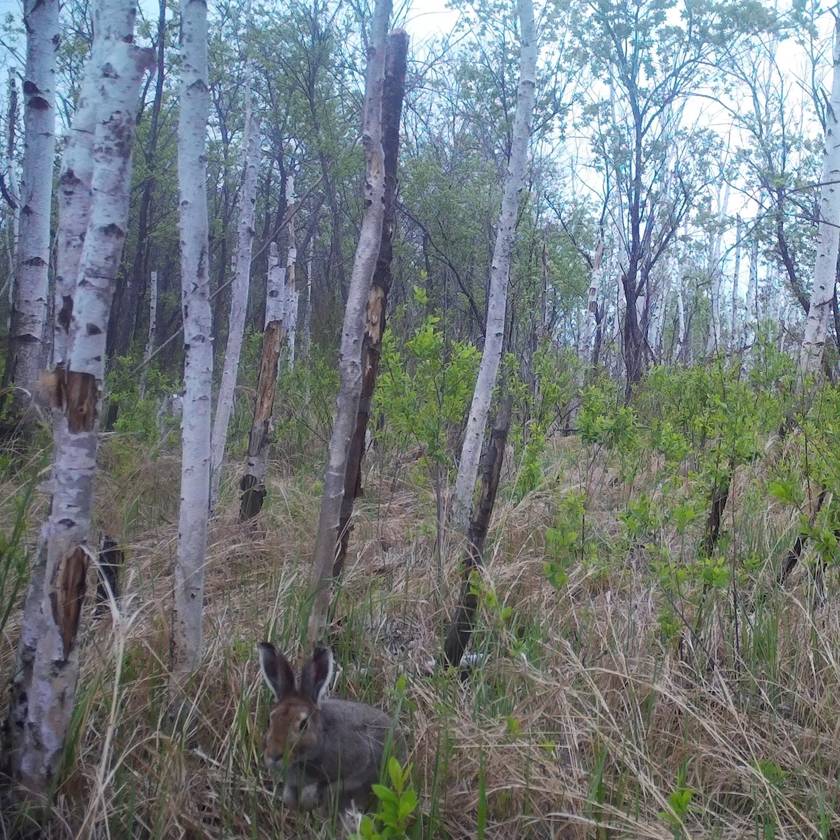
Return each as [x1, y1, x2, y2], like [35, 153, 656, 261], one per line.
[2, 429, 840, 839]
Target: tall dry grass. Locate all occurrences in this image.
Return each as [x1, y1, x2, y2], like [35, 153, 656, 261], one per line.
[1, 428, 839, 839]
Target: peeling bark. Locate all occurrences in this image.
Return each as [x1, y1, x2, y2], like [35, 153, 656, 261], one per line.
[238, 204, 292, 521]
[333, 30, 408, 580]
[307, 0, 392, 646]
[5, 16, 151, 791]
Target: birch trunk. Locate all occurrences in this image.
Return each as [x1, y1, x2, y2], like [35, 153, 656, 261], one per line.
[730, 215, 742, 352]
[4, 0, 59, 412]
[239, 242, 286, 520]
[6, 24, 150, 791]
[746, 236, 759, 353]
[676, 270, 688, 364]
[210, 93, 260, 510]
[333, 30, 409, 581]
[53, 0, 137, 367]
[307, 0, 392, 645]
[705, 184, 730, 356]
[283, 175, 298, 367]
[302, 237, 313, 360]
[3, 69, 19, 324]
[580, 238, 604, 366]
[451, 0, 538, 533]
[171, 0, 212, 683]
[138, 270, 158, 398]
[799, 15, 840, 384]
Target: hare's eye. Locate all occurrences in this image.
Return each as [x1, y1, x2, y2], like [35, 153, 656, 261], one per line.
[298, 716, 309, 732]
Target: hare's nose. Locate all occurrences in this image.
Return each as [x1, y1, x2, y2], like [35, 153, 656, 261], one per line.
[265, 751, 282, 768]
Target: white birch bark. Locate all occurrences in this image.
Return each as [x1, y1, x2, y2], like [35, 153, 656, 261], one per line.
[705, 184, 730, 356]
[283, 175, 299, 366]
[209, 92, 260, 510]
[138, 269, 158, 398]
[53, 0, 138, 366]
[7, 25, 150, 791]
[799, 15, 840, 384]
[302, 237, 313, 360]
[451, 0, 538, 533]
[676, 273, 687, 363]
[746, 236, 759, 352]
[730, 215, 742, 352]
[579, 238, 604, 365]
[172, 0, 213, 683]
[650, 258, 672, 358]
[6, 0, 58, 407]
[266, 240, 286, 325]
[307, 0, 391, 645]
[4, 69, 19, 324]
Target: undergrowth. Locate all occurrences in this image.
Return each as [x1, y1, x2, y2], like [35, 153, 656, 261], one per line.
[2, 346, 840, 838]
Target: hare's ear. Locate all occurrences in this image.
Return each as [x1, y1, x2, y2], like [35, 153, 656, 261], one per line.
[257, 642, 295, 701]
[300, 646, 334, 705]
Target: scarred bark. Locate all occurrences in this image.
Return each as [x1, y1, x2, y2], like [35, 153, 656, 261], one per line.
[333, 30, 408, 580]
[307, 0, 392, 645]
[5, 18, 151, 790]
[210, 89, 260, 510]
[239, 198, 292, 521]
[451, 0, 537, 533]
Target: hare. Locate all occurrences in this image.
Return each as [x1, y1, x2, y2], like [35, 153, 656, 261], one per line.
[257, 642, 398, 815]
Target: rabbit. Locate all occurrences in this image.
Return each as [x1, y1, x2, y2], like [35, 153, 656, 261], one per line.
[257, 642, 399, 816]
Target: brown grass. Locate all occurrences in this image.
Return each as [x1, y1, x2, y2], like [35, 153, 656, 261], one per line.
[1, 429, 839, 839]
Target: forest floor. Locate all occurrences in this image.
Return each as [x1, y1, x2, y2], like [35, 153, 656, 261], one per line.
[1, 425, 839, 839]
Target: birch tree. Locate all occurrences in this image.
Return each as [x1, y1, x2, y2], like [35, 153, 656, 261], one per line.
[6, 12, 151, 789]
[138, 270, 158, 398]
[307, 0, 392, 645]
[798, 13, 840, 384]
[283, 176, 299, 367]
[4, 0, 59, 413]
[730, 216, 742, 352]
[3, 69, 19, 321]
[333, 29, 409, 580]
[450, 0, 537, 533]
[171, 0, 213, 683]
[239, 209, 289, 521]
[210, 90, 260, 509]
[705, 183, 730, 356]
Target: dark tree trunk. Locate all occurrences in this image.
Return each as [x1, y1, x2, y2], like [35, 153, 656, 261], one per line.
[443, 393, 512, 668]
[701, 462, 733, 558]
[331, 31, 408, 578]
[96, 534, 124, 614]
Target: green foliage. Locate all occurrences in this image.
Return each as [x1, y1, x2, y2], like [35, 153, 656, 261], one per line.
[512, 344, 579, 500]
[354, 758, 418, 840]
[544, 491, 586, 589]
[106, 357, 180, 446]
[579, 379, 638, 451]
[658, 784, 695, 838]
[375, 315, 479, 470]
